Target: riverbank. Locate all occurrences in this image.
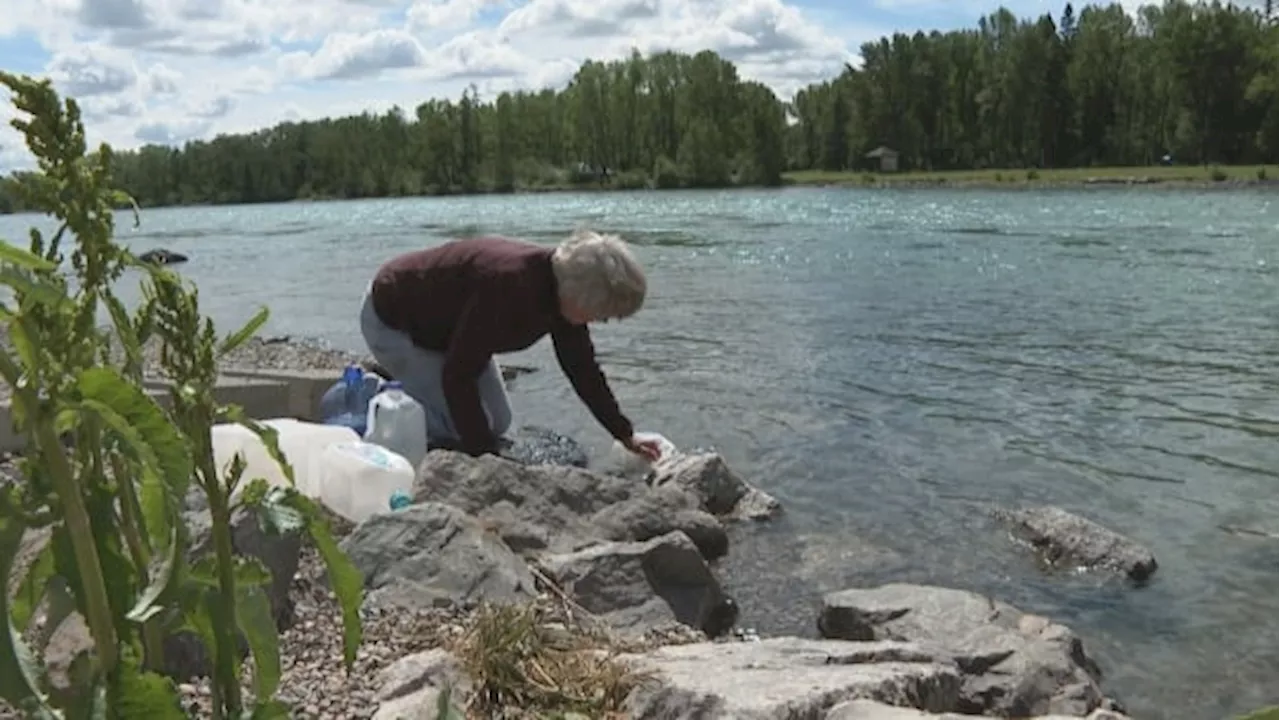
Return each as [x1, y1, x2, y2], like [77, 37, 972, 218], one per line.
[785, 164, 1279, 189]
[3, 164, 1273, 216]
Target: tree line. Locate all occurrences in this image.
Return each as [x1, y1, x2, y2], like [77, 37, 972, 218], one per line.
[0, 0, 1275, 212]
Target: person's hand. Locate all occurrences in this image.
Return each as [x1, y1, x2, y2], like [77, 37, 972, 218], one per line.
[622, 434, 663, 462]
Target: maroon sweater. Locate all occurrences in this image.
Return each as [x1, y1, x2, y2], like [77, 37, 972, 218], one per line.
[369, 236, 634, 456]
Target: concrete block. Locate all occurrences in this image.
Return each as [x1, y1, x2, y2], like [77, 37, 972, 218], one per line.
[0, 373, 304, 455]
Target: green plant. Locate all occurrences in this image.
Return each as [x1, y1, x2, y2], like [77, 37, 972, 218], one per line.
[1209, 166, 1229, 182]
[1256, 166, 1267, 180]
[0, 72, 363, 718]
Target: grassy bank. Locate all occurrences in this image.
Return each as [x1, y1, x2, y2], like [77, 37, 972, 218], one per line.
[784, 164, 1279, 189]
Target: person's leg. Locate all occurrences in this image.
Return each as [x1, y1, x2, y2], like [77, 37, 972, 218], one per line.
[360, 289, 513, 443]
[477, 357, 513, 437]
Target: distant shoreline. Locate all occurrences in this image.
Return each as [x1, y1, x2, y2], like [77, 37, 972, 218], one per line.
[783, 164, 1279, 191]
[1, 164, 1275, 216]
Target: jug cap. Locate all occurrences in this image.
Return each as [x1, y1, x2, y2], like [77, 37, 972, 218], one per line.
[342, 364, 363, 384]
[385, 380, 404, 390]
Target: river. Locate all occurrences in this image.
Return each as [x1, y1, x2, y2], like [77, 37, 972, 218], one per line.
[2, 186, 1276, 719]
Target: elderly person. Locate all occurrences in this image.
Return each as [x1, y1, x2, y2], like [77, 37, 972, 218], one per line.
[360, 230, 662, 461]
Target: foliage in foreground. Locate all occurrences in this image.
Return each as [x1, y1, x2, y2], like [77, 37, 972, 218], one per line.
[444, 602, 649, 720]
[0, 72, 363, 718]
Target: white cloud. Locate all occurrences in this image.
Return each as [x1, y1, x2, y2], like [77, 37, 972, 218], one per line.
[0, 0, 885, 172]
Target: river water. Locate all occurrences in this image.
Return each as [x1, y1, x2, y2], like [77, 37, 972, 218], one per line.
[2, 187, 1276, 719]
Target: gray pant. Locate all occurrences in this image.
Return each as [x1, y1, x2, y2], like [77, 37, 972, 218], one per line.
[359, 289, 512, 444]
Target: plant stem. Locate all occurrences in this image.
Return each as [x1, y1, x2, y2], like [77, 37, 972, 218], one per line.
[201, 446, 244, 715]
[111, 454, 164, 669]
[35, 420, 119, 674]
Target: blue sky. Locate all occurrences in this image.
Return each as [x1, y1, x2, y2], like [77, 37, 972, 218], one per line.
[0, 0, 1139, 171]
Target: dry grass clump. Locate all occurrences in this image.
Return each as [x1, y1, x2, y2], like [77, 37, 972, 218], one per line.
[445, 601, 653, 719]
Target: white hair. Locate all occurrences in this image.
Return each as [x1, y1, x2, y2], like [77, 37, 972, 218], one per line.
[550, 229, 647, 320]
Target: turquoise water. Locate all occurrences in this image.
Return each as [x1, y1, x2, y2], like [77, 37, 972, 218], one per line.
[2, 187, 1276, 718]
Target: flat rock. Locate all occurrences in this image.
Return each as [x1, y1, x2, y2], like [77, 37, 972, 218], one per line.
[621, 637, 963, 719]
[993, 506, 1158, 582]
[339, 503, 537, 611]
[824, 699, 1132, 720]
[540, 531, 735, 638]
[818, 583, 1111, 717]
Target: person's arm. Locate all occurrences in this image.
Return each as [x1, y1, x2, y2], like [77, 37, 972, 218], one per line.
[550, 319, 634, 442]
[442, 291, 501, 456]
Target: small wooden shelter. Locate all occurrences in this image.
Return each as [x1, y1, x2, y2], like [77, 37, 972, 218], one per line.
[864, 146, 900, 173]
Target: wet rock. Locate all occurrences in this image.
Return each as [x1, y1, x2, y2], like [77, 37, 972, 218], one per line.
[138, 248, 188, 265]
[540, 531, 735, 638]
[993, 506, 1158, 582]
[819, 583, 1113, 717]
[339, 503, 537, 611]
[621, 637, 964, 718]
[498, 424, 589, 468]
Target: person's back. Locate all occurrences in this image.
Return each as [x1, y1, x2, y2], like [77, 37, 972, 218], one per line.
[369, 236, 557, 354]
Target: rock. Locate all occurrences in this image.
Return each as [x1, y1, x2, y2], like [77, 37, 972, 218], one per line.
[413, 451, 634, 554]
[540, 531, 735, 638]
[371, 649, 469, 720]
[163, 500, 303, 680]
[137, 248, 189, 265]
[993, 506, 1158, 582]
[591, 484, 729, 560]
[339, 503, 537, 611]
[824, 699, 1132, 719]
[413, 450, 772, 559]
[649, 452, 782, 522]
[621, 637, 964, 719]
[818, 584, 1110, 717]
[409, 450, 777, 636]
[498, 425, 589, 468]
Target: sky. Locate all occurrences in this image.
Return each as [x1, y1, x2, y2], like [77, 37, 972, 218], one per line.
[0, 0, 1158, 173]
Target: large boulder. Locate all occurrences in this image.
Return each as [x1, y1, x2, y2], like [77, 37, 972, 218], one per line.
[818, 584, 1114, 717]
[338, 503, 537, 612]
[408, 451, 770, 637]
[991, 506, 1158, 582]
[411, 449, 777, 558]
[540, 531, 736, 638]
[620, 638, 963, 718]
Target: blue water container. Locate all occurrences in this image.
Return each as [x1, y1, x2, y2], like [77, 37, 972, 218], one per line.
[319, 364, 382, 436]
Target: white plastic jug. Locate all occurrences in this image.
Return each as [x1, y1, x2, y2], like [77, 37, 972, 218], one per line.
[364, 382, 428, 470]
[607, 431, 678, 481]
[314, 440, 416, 524]
[211, 419, 360, 502]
